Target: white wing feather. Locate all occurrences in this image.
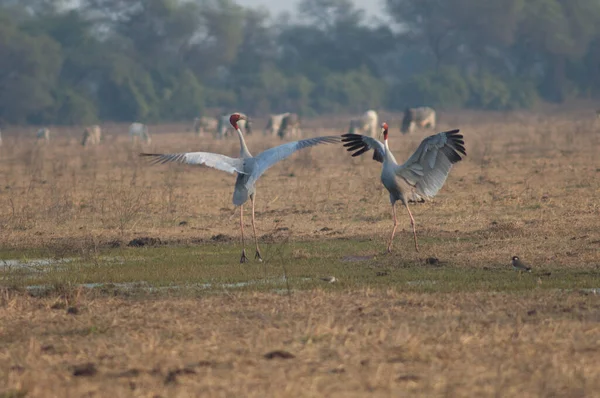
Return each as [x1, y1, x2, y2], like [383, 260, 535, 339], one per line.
[395, 129, 466, 198]
[248, 136, 340, 185]
[141, 152, 247, 174]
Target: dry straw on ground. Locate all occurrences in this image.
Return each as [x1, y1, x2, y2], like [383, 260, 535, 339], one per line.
[1, 289, 599, 397]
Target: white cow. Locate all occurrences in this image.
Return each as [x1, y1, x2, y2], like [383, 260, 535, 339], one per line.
[129, 123, 151, 144]
[401, 107, 436, 134]
[193, 116, 219, 137]
[348, 110, 378, 138]
[277, 113, 302, 139]
[264, 113, 290, 136]
[82, 125, 102, 146]
[216, 113, 252, 139]
[36, 127, 50, 143]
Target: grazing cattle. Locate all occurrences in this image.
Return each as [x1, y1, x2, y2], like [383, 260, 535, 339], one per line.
[216, 113, 252, 139]
[36, 127, 50, 143]
[82, 125, 102, 146]
[401, 107, 436, 134]
[277, 113, 302, 139]
[348, 110, 378, 138]
[193, 116, 218, 136]
[264, 113, 290, 136]
[129, 123, 151, 144]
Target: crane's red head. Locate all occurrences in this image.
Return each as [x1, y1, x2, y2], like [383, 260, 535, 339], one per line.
[229, 113, 246, 130]
[381, 122, 389, 140]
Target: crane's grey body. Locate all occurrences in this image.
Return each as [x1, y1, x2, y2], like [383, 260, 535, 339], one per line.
[142, 113, 339, 262]
[381, 150, 407, 205]
[233, 157, 255, 206]
[342, 128, 466, 252]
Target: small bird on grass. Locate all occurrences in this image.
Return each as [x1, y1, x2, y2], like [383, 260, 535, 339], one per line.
[511, 256, 532, 273]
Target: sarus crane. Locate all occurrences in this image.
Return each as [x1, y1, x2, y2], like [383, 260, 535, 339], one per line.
[141, 113, 339, 263]
[341, 123, 466, 253]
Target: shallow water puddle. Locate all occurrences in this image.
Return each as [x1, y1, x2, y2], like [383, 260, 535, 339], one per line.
[0, 257, 74, 270]
[0, 256, 125, 271]
[342, 255, 375, 262]
[406, 280, 438, 286]
[24, 276, 315, 294]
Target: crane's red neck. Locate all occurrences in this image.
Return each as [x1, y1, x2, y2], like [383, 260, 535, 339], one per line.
[382, 122, 389, 141]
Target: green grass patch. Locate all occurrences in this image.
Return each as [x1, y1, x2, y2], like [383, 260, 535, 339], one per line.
[1, 239, 599, 295]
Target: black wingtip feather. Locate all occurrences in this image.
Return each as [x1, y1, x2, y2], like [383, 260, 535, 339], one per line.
[454, 145, 466, 156]
[352, 147, 370, 157]
[444, 129, 460, 136]
[444, 130, 467, 157]
[140, 153, 165, 166]
[441, 147, 463, 164]
[341, 133, 364, 143]
[345, 143, 366, 152]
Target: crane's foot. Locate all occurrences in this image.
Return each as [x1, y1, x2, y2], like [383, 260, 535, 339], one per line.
[255, 250, 263, 262]
[240, 249, 248, 263]
[387, 245, 393, 254]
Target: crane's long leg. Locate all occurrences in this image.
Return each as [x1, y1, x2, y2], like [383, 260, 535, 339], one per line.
[250, 194, 262, 262]
[405, 203, 419, 253]
[240, 205, 248, 263]
[387, 203, 398, 253]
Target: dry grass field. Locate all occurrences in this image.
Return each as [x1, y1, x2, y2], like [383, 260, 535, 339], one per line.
[1, 111, 599, 397]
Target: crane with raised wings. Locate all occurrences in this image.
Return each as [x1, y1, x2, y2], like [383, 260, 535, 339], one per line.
[142, 113, 339, 263]
[342, 123, 466, 253]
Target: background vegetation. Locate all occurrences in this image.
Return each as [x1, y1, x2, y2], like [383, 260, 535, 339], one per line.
[2, 0, 600, 125]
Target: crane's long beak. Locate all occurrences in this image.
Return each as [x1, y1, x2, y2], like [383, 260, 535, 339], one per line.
[379, 128, 385, 140]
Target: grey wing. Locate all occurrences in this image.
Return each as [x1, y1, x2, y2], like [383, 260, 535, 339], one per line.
[396, 129, 466, 198]
[249, 135, 340, 184]
[341, 133, 385, 163]
[140, 152, 247, 174]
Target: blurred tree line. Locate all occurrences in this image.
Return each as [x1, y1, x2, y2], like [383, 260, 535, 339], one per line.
[1, 0, 600, 125]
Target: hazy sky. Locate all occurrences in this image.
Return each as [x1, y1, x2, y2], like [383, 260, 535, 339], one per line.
[235, 0, 385, 18]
